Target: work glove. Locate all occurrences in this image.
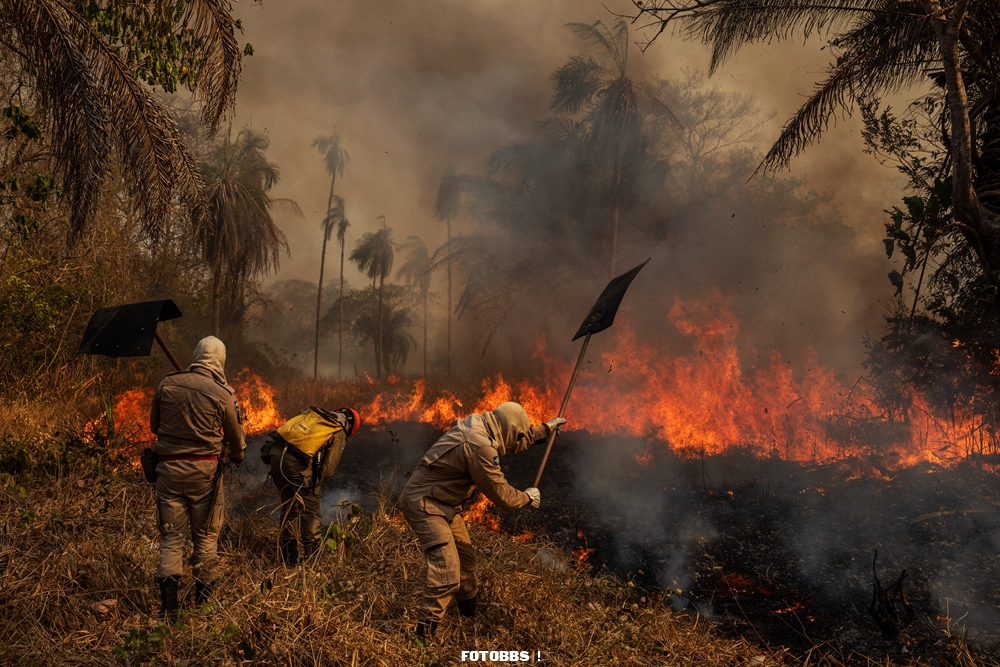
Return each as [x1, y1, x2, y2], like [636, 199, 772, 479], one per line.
[525, 487, 541, 509]
[545, 417, 567, 435]
[229, 455, 244, 467]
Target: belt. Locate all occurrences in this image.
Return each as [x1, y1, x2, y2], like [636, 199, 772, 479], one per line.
[158, 454, 218, 462]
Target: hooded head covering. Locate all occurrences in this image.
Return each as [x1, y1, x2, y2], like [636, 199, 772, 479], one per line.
[188, 336, 228, 386]
[483, 402, 531, 456]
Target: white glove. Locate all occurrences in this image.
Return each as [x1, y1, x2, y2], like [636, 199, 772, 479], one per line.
[525, 487, 541, 508]
[545, 417, 567, 435]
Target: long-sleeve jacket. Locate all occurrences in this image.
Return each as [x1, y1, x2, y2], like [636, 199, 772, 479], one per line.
[150, 367, 245, 460]
[400, 413, 548, 513]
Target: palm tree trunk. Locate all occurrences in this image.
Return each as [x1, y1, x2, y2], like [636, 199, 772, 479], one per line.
[377, 276, 385, 380]
[422, 287, 428, 377]
[315, 173, 337, 380]
[212, 265, 222, 337]
[371, 277, 379, 378]
[446, 218, 452, 378]
[338, 238, 345, 379]
[314, 233, 329, 380]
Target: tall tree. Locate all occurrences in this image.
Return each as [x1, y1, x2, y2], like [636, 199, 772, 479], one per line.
[551, 19, 642, 278]
[311, 132, 350, 379]
[433, 166, 460, 376]
[0, 0, 243, 239]
[396, 235, 432, 376]
[336, 202, 351, 379]
[349, 218, 394, 378]
[314, 195, 347, 379]
[197, 127, 295, 337]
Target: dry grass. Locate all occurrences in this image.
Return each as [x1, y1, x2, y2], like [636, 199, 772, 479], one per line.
[0, 451, 776, 667]
[1, 403, 998, 667]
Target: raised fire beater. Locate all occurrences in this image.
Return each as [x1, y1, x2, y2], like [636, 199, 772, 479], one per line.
[261, 406, 361, 565]
[148, 336, 245, 619]
[400, 401, 566, 639]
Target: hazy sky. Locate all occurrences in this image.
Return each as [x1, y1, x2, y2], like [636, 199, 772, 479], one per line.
[228, 0, 911, 375]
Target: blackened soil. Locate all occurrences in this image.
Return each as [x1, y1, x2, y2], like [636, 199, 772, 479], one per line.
[255, 424, 1000, 664]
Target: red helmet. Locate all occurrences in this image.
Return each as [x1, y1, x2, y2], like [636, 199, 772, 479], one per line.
[336, 407, 361, 437]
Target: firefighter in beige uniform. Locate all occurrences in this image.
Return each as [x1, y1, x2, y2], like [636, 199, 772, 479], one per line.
[150, 336, 245, 617]
[400, 401, 565, 638]
[263, 406, 361, 565]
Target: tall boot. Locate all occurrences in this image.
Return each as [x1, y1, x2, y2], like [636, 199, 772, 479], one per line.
[159, 576, 179, 622]
[302, 540, 318, 562]
[457, 595, 478, 618]
[280, 540, 299, 567]
[195, 580, 213, 605]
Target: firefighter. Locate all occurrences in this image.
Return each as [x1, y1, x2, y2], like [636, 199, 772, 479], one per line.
[150, 336, 245, 619]
[262, 406, 361, 566]
[399, 401, 565, 639]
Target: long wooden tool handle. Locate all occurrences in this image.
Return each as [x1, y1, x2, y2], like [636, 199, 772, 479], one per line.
[533, 332, 591, 488]
[154, 329, 183, 371]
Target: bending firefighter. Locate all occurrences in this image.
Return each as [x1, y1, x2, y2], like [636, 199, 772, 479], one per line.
[263, 406, 361, 565]
[399, 401, 565, 639]
[150, 336, 245, 619]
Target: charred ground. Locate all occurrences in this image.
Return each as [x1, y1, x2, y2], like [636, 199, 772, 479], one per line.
[330, 423, 1000, 664]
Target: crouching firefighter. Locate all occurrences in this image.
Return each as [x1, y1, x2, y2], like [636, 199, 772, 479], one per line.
[148, 336, 245, 620]
[262, 406, 361, 566]
[399, 401, 565, 639]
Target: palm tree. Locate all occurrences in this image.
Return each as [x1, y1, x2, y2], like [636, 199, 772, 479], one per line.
[314, 195, 347, 379]
[197, 127, 296, 337]
[433, 166, 461, 376]
[551, 20, 642, 278]
[396, 236, 432, 376]
[349, 218, 394, 378]
[1, 0, 241, 239]
[312, 132, 350, 379]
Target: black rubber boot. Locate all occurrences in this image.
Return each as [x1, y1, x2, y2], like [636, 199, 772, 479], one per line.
[280, 540, 299, 567]
[302, 540, 318, 561]
[159, 576, 179, 622]
[195, 580, 213, 605]
[457, 596, 478, 618]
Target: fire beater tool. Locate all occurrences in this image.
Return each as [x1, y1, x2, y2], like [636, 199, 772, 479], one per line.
[533, 258, 650, 487]
[78, 299, 184, 371]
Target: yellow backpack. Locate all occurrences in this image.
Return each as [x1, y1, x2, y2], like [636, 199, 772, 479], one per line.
[277, 406, 344, 456]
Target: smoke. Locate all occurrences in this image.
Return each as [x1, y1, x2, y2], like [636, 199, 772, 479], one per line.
[228, 0, 906, 380]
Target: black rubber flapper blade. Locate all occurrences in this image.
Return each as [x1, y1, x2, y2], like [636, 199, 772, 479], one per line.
[79, 300, 182, 358]
[572, 258, 651, 341]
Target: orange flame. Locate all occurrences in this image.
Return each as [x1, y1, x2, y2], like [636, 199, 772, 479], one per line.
[231, 368, 283, 434]
[354, 291, 995, 469]
[463, 495, 501, 532]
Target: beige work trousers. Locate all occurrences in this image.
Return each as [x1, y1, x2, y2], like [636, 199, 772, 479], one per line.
[154, 459, 224, 583]
[270, 446, 322, 554]
[402, 500, 478, 622]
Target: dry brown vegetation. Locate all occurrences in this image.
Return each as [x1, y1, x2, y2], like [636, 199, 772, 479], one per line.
[0, 405, 995, 667]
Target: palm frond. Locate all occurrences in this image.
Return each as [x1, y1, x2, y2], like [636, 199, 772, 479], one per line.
[180, 0, 242, 131]
[312, 132, 351, 177]
[756, 8, 937, 173]
[566, 20, 630, 77]
[550, 55, 609, 114]
[433, 165, 461, 221]
[396, 235, 431, 292]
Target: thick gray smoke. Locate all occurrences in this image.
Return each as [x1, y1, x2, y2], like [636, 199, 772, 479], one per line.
[231, 0, 902, 381]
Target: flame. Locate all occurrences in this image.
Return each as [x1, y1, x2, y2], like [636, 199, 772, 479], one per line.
[91, 368, 284, 462]
[573, 529, 595, 566]
[463, 495, 501, 532]
[353, 291, 999, 470]
[231, 368, 283, 434]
